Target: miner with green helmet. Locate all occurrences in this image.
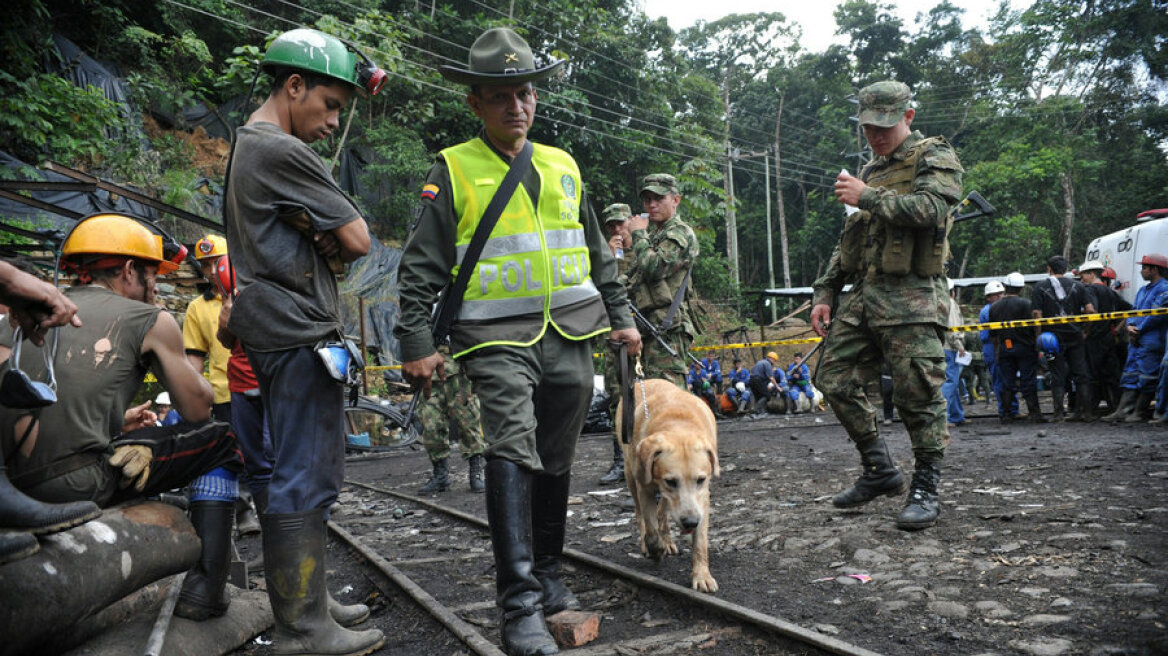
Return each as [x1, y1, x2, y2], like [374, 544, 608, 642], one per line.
[224, 27, 386, 656]
[395, 26, 641, 656]
[812, 79, 964, 532]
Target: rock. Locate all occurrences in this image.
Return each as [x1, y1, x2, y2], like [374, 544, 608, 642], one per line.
[1036, 565, 1079, 579]
[1019, 587, 1050, 598]
[881, 600, 911, 612]
[547, 610, 600, 648]
[1009, 638, 1073, 655]
[897, 586, 932, 601]
[1049, 597, 1073, 608]
[853, 548, 891, 564]
[1103, 583, 1158, 597]
[1021, 613, 1072, 627]
[928, 600, 969, 619]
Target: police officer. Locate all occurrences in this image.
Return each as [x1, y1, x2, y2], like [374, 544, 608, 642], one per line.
[614, 174, 698, 387]
[395, 28, 640, 656]
[812, 80, 964, 531]
[416, 349, 487, 494]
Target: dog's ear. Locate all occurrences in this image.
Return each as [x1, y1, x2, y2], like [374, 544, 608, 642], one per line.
[707, 447, 721, 478]
[637, 435, 664, 485]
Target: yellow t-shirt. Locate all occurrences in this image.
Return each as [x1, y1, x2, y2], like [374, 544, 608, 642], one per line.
[182, 294, 231, 405]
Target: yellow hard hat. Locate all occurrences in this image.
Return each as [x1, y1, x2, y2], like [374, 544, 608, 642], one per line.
[194, 234, 227, 260]
[62, 213, 169, 272]
[766, 351, 779, 361]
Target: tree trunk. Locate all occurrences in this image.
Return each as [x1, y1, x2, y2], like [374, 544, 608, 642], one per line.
[1060, 171, 1075, 259]
[722, 62, 739, 289]
[774, 92, 791, 290]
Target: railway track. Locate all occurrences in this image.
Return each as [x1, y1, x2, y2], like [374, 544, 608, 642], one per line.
[327, 479, 885, 656]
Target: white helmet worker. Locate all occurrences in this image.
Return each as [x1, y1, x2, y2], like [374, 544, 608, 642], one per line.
[984, 280, 1005, 296]
[155, 392, 171, 405]
[1004, 272, 1026, 288]
[735, 381, 746, 393]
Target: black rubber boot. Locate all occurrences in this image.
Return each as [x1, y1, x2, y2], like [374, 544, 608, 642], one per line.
[1050, 386, 1066, 422]
[897, 457, 942, 531]
[1024, 394, 1048, 424]
[485, 459, 559, 656]
[597, 439, 624, 484]
[831, 437, 908, 508]
[0, 532, 38, 565]
[1124, 392, 1156, 422]
[175, 500, 234, 620]
[532, 472, 580, 617]
[1073, 385, 1097, 423]
[261, 509, 385, 656]
[418, 458, 450, 495]
[246, 488, 269, 574]
[0, 450, 101, 535]
[469, 454, 486, 493]
[1102, 389, 1139, 422]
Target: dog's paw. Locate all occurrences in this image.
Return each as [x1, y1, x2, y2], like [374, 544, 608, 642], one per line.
[643, 534, 667, 561]
[661, 535, 679, 555]
[692, 571, 718, 594]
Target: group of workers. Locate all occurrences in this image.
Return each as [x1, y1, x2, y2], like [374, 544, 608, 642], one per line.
[974, 255, 1168, 426]
[1, 22, 1162, 656]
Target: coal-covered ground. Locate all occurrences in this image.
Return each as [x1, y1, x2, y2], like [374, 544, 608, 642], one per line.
[233, 401, 1168, 656]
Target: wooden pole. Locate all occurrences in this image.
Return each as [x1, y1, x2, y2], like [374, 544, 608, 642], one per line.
[359, 297, 369, 394]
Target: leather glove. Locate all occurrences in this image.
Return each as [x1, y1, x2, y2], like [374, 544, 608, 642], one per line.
[109, 444, 153, 491]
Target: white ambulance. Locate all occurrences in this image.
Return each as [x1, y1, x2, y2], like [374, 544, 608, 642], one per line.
[1083, 209, 1168, 303]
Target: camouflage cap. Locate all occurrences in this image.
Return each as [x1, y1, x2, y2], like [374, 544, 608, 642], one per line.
[602, 203, 631, 223]
[858, 80, 911, 128]
[640, 173, 678, 196]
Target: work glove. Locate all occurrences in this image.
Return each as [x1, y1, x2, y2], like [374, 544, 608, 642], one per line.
[109, 444, 153, 491]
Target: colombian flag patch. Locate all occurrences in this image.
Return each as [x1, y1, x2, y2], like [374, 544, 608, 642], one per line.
[420, 184, 439, 200]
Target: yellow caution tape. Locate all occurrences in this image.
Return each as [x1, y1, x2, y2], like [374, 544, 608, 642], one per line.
[364, 307, 1168, 366]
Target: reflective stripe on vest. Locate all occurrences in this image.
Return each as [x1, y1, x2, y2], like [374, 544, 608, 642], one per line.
[443, 139, 604, 350]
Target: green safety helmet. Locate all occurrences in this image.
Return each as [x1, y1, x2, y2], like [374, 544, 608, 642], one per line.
[261, 28, 385, 96]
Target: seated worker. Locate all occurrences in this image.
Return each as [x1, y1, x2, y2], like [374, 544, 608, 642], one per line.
[724, 359, 753, 413]
[786, 352, 813, 413]
[155, 391, 182, 427]
[0, 214, 242, 621]
[0, 259, 100, 565]
[687, 360, 716, 411]
[701, 354, 722, 394]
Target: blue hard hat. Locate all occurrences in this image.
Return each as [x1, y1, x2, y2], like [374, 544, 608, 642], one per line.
[1038, 332, 1059, 354]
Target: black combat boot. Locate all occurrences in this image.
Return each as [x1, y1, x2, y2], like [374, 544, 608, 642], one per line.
[485, 459, 559, 656]
[897, 457, 942, 531]
[0, 449, 101, 535]
[0, 532, 38, 565]
[246, 487, 269, 574]
[261, 509, 385, 655]
[175, 500, 235, 620]
[236, 489, 261, 537]
[1102, 389, 1139, 422]
[1124, 392, 1156, 423]
[532, 471, 580, 617]
[1024, 393, 1048, 424]
[597, 439, 624, 484]
[418, 458, 450, 495]
[469, 454, 486, 493]
[832, 437, 908, 508]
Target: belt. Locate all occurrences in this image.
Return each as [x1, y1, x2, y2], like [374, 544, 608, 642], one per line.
[9, 451, 104, 490]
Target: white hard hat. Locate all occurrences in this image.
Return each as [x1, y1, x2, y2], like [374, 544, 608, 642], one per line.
[735, 381, 746, 393]
[1078, 260, 1104, 273]
[1004, 272, 1026, 288]
[155, 391, 171, 405]
[984, 280, 1005, 296]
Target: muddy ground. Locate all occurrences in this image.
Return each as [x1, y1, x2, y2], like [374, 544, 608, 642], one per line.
[234, 401, 1167, 656]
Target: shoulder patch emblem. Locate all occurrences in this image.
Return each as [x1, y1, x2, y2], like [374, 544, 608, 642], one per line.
[420, 184, 439, 201]
[560, 174, 576, 200]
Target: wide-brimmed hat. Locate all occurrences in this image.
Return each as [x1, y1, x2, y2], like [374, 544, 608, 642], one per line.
[439, 27, 564, 86]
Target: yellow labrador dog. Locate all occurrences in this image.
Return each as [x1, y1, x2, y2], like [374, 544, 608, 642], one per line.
[616, 378, 720, 593]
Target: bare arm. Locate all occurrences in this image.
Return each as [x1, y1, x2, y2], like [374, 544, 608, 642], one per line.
[144, 312, 213, 422]
[0, 261, 82, 346]
[329, 218, 372, 263]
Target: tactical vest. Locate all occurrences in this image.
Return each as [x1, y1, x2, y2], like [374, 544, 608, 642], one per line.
[443, 139, 607, 357]
[839, 136, 952, 277]
[629, 217, 695, 325]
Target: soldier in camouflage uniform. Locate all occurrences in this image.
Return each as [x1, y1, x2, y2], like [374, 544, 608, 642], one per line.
[616, 173, 698, 388]
[417, 347, 487, 494]
[599, 203, 633, 484]
[811, 80, 963, 531]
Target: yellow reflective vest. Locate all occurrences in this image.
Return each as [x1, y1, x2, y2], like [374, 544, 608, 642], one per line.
[443, 138, 609, 357]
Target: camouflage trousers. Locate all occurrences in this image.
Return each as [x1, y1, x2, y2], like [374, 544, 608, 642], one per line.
[816, 320, 948, 459]
[418, 367, 486, 462]
[638, 329, 690, 389]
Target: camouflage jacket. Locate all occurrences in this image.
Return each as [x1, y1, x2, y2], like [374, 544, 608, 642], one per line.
[627, 214, 698, 333]
[812, 131, 963, 328]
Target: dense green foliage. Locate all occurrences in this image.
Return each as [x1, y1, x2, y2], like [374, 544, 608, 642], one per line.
[3, 0, 1166, 321]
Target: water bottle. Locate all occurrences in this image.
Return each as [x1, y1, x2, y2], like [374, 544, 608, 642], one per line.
[614, 235, 624, 260]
